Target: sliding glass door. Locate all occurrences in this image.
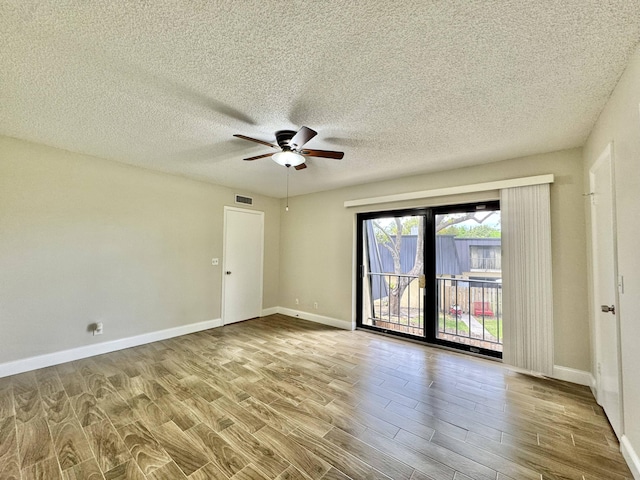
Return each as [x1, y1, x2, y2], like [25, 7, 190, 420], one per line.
[357, 202, 502, 358]
[357, 210, 429, 339]
[434, 203, 502, 356]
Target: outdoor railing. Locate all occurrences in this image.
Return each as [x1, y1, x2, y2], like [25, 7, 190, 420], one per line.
[365, 273, 502, 348]
[367, 272, 424, 337]
[436, 276, 502, 347]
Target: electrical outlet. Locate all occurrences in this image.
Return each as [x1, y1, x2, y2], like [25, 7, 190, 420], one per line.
[212, 258, 219, 266]
[93, 322, 103, 336]
[313, 302, 318, 309]
[295, 298, 299, 305]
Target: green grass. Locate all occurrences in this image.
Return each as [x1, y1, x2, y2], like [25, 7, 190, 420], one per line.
[439, 313, 502, 341]
[480, 318, 502, 341]
[438, 314, 469, 334]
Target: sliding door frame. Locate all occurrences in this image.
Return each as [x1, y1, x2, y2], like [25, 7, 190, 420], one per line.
[356, 201, 502, 359]
[429, 201, 502, 358]
[356, 207, 432, 342]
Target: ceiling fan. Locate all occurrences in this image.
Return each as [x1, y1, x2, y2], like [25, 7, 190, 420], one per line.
[234, 126, 344, 170]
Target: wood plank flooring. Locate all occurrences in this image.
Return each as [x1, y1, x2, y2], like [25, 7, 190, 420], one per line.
[0, 314, 632, 479]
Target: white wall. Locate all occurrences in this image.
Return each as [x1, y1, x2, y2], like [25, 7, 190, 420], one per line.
[0, 136, 280, 366]
[584, 45, 640, 475]
[279, 148, 590, 373]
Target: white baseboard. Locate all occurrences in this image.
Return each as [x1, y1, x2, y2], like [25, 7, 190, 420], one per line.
[278, 307, 353, 331]
[551, 365, 593, 387]
[261, 307, 279, 316]
[590, 374, 597, 399]
[0, 318, 222, 379]
[622, 435, 640, 479]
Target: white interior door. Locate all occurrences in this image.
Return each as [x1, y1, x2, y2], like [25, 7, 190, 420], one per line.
[590, 144, 623, 438]
[223, 207, 264, 325]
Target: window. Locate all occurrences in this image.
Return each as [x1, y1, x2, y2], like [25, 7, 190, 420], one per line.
[470, 245, 501, 271]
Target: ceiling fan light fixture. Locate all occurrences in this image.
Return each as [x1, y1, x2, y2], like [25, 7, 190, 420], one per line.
[272, 150, 305, 167]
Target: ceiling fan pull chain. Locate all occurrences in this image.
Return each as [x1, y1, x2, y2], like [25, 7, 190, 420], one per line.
[286, 167, 290, 212]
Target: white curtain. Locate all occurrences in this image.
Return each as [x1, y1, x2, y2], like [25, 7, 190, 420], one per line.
[501, 183, 554, 375]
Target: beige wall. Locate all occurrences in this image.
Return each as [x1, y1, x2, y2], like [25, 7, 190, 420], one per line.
[584, 46, 640, 462]
[0, 136, 280, 364]
[279, 148, 590, 372]
[0, 135, 590, 375]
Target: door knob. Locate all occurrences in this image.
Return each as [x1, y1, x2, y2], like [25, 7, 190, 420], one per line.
[226, 271, 232, 275]
[600, 304, 615, 314]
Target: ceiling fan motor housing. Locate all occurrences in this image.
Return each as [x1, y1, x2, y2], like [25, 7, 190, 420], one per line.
[275, 130, 297, 151]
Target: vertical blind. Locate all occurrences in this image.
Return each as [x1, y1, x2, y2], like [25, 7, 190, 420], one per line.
[501, 183, 554, 375]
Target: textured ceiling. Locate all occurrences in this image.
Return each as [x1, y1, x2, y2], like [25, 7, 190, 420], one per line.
[1, 1, 640, 198]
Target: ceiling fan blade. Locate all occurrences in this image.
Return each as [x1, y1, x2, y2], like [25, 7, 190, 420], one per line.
[294, 163, 307, 170]
[233, 134, 279, 149]
[290, 126, 317, 149]
[243, 152, 274, 161]
[300, 149, 344, 159]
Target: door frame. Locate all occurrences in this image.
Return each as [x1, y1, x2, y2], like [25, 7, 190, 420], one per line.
[589, 142, 624, 437]
[430, 201, 501, 358]
[355, 202, 502, 359]
[356, 207, 431, 341]
[222, 206, 265, 325]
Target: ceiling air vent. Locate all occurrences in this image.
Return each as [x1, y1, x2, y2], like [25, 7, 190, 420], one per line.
[235, 194, 253, 206]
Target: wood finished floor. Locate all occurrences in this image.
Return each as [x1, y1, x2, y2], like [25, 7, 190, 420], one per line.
[0, 314, 631, 480]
